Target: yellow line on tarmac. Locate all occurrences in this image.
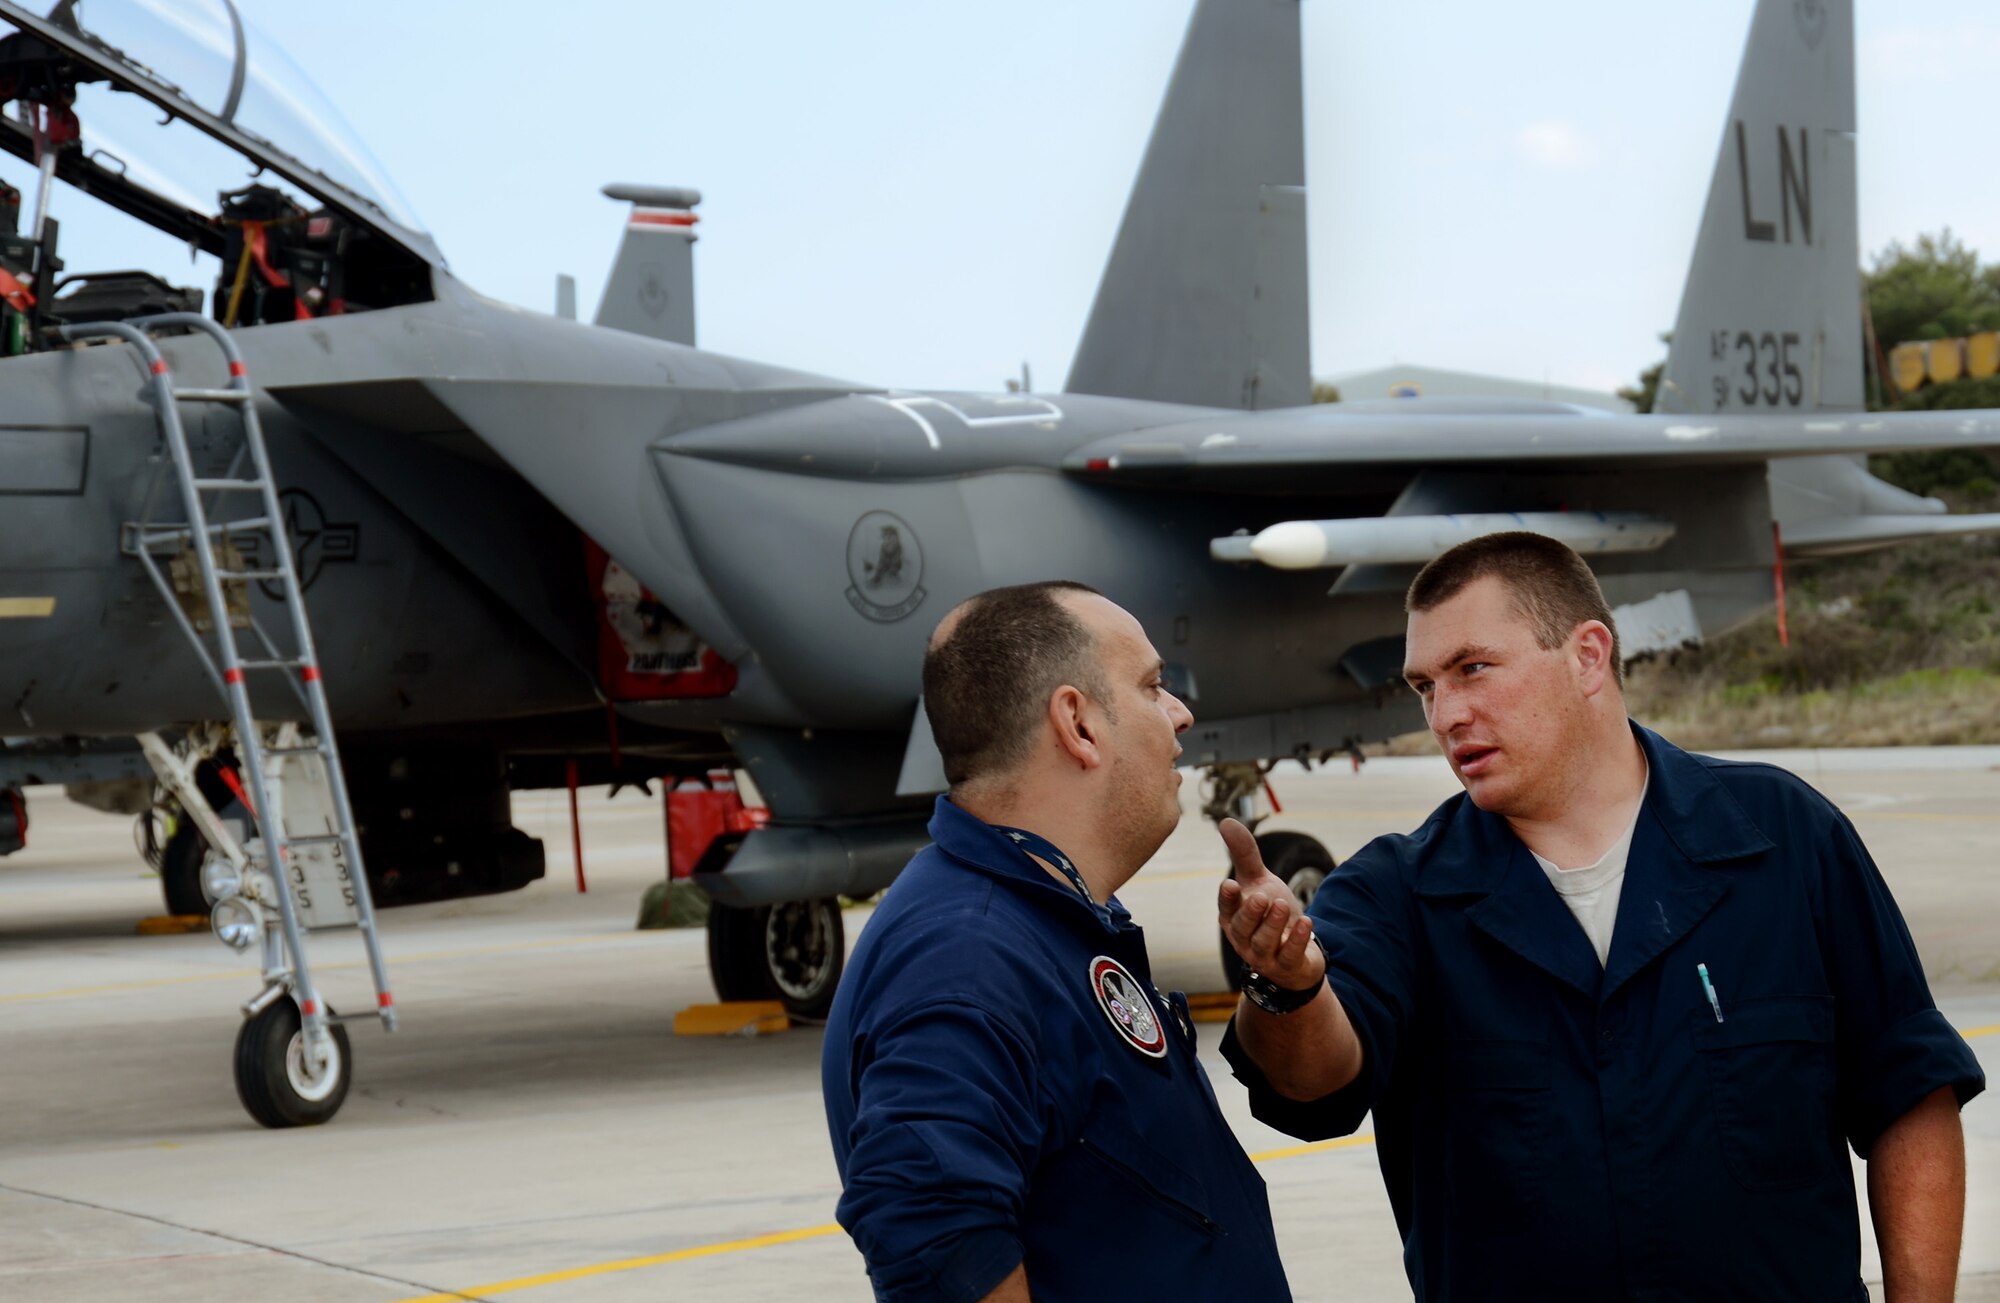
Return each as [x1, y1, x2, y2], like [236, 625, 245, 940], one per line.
[387, 1134, 1378, 1302]
[392, 1026, 2000, 1299]
[0, 969, 247, 1003]
[368, 932, 650, 968]
[0, 931, 643, 1004]
[391, 1224, 848, 1302]
[1248, 1133, 1378, 1163]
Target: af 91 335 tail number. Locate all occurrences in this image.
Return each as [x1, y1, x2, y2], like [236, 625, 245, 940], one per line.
[1709, 329, 1805, 409]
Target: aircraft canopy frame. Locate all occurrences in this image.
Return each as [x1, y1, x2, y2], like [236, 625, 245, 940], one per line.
[0, 0, 443, 268]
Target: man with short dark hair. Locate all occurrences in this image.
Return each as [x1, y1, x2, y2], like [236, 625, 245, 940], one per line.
[824, 581, 1291, 1303]
[1404, 529, 1625, 680]
[1220, 531, 1984, 1302]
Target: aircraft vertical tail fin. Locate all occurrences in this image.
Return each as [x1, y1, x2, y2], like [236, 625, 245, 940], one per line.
[1064, 0, 1309, 410]
[1658, 0, 1859, 415]
[594, 184, 700, 346]
[1660, 1, 1945, 540]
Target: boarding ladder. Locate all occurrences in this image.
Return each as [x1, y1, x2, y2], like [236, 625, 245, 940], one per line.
[63, 313, 394, 1106]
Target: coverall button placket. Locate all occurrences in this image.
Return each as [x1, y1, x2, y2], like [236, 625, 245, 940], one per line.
[1594, 990, 1654, 1297]
[1225, 724, 1986, 1300]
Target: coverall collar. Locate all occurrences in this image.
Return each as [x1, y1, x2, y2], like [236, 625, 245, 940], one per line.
[1413, 723, 1777, 1001]
[926, 795, 1136, 937]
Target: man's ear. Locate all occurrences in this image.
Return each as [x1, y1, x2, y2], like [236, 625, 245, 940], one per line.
[1572, 620, 1616, 697]
[1048, 685, 1103, 770]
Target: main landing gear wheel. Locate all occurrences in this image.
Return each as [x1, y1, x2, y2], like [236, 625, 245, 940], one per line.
[234, 998, 352, 1128]
[157, 760, 244, 917]
[707, 897, 846, 1021]
[158, 819, 210, 917]
[1219, 830, 1338, 992]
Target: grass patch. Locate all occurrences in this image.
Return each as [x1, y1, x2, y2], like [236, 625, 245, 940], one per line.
[1633, 663, 2000, 750]
[1371, 528, 2000, 753]
[1625, 527, 2000, 748]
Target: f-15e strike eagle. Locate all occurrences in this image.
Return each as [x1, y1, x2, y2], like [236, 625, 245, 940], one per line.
[1, 0, 1995, 1125]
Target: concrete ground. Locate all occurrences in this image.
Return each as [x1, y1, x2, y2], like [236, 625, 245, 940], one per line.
[1, 749, 1995, 1301]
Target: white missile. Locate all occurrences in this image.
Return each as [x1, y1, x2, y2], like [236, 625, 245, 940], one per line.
[1209, 512, 1677, 571]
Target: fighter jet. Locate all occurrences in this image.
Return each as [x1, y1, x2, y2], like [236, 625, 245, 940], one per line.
[2, 0, 1996, 1127]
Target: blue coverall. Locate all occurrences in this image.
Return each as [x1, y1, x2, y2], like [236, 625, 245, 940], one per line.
[825, 796, 1292, 1303]
[1223, 724, 1987, 1302]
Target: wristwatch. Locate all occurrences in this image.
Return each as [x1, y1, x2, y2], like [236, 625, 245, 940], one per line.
[1241, 937, 1325, 1015]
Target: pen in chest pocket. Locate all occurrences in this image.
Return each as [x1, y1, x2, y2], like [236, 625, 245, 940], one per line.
[1697, 962, 1724, 1023]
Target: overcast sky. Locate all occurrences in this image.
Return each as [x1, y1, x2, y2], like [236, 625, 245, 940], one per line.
[25, 1, 2000, 399]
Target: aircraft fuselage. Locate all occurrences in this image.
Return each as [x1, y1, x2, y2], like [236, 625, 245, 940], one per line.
[2, 283, 1792, 795]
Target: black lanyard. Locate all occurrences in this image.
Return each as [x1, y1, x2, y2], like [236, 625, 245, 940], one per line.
[998, 824, 1193, 1048]
[994, 825, 1113, 927]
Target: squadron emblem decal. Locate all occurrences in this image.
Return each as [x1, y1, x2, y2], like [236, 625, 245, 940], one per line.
[637, 262, 669, 319]
[1793, 0, 1826, 50]
[844, 510, 927, 622]
[1089, 956, 1167, 1058]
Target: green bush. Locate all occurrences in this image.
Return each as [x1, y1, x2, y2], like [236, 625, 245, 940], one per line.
[1893, 373, 2000, 412]
[1869, 447, 2000, 497]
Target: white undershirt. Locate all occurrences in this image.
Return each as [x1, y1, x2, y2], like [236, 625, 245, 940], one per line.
[1529, 770, 1649, 969]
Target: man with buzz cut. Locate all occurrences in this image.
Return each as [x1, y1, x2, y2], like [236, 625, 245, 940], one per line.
[823, 580, 1291, 1303]
[1219, 531, 1983, 1302]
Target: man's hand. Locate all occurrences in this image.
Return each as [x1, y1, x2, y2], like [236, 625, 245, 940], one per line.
[1216, 818, 1363, 1101]
[1217, 818, 1325, 991]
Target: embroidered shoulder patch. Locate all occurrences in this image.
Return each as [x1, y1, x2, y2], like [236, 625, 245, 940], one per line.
[1089, 955, 1167, 1058]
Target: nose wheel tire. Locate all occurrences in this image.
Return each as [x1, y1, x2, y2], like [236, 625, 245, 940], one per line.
[1219, 830, 1337, 992]
[234, 998, 352, 1128]
[707, 897, 846, 1021]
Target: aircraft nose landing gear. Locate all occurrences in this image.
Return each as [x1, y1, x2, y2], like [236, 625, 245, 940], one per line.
[235, 995, 352, 1128]
[1203, 762, 1340, 991]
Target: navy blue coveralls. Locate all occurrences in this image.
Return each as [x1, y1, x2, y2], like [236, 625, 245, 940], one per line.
[1223, 724, 1986, 1302]
[824, 796, 1292, 1303]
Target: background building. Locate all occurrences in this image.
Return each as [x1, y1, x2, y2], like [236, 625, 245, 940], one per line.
[1321, 362, 1633, 411]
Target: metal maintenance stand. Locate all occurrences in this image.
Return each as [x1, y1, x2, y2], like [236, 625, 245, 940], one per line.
[64, 313, 393, 1127]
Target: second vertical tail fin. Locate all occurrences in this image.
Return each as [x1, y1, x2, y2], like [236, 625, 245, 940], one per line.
[1658, 0, 1859, 416]
[1064, 0, 1309, 411]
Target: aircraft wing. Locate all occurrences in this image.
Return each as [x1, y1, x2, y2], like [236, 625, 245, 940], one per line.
[1060, 401, 2000, 486]
[1780, 512, 2000, 558]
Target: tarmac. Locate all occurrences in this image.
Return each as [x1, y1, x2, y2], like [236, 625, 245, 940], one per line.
[1, 749, 1995, 1301]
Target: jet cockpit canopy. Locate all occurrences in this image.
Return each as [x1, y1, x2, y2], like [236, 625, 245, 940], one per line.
[0, 0, 439, 347]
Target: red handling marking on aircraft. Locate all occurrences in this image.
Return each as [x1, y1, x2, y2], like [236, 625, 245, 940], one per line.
[0, 266, 34, 311]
